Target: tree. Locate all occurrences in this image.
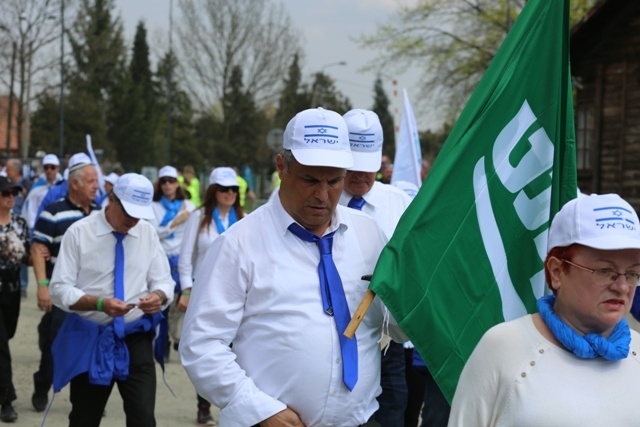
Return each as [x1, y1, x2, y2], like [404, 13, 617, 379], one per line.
[359, 0, 598, 128]
[371, 76, 395, 158]
[310, 72, 352, 115]
[64, 0, 126, 157]
[110, 21, 158, 171]
[274, 53, 310, 129]
[176, 0, 301, 109]
[218, 65, 270, 172]
[154, 50, 200, 169]
[0, 0, 69, 156]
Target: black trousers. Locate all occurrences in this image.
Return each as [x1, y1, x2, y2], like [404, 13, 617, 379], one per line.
[33, 306, 66, 395]
[0, 289, 20, 405]
[68, 331, 156, 427]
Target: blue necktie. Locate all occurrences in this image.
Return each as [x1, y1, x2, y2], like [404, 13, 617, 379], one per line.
[112, 232, 126, 338]
[288, 223, 358, 391]
[348, 196, 365, 211]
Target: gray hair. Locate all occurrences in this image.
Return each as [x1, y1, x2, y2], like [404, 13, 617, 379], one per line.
[68, 164, 93, 185]
[280, 149, 295, 174]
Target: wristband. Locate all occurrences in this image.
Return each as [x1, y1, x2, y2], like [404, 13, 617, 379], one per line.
[38, 279, 50, 287]
[97, 297, 104, 312]
[181, 290, 191, 296]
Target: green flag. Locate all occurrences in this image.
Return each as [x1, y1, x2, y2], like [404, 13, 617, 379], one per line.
[369, 0, 577, 403]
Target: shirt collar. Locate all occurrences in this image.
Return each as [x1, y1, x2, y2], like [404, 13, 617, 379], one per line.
[96, 208, 141, 238]
[272, 191, 347, 238]
[342, 181, 381, 208]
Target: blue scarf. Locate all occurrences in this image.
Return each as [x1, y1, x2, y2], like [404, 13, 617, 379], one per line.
[536, 294, 630, 361]
[212, 207, 238, 235]
[160, 196, 182, 239]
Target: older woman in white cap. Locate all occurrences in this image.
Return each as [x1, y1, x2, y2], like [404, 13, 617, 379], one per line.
[177, 166, 244, 426]
[449, 193, 640, 426]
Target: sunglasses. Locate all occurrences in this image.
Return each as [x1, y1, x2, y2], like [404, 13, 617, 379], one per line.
[159, 177, 178, 185]
[1, 188, 20, 198]
[43, 165, 58, 171]
[218, 186, 239, 193]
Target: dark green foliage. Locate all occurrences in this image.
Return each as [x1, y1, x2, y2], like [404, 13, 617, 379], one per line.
[371, 77, 396, 158]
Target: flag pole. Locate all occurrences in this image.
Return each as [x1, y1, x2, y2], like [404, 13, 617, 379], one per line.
[344, 288, 376, 339]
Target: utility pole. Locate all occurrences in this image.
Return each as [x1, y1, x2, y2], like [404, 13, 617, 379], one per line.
[6, 42, 17, 157]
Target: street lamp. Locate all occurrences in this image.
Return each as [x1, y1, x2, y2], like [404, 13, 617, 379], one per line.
[310, 61, 347, 108]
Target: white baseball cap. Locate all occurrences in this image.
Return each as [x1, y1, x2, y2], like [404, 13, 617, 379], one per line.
[104, 172, 119, 185]
[42, 154, 60, 167]
[68, 153, 93, 173]
[113, 173, 154, 219]
[547, 193, 640, 253]
[283, 108, 353, 168]
[343, 109, 383, 173]
[158, 165, 178, 179]
[209, 167, 238, 187]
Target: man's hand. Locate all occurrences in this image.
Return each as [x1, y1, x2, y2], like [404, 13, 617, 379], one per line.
[38, 245, 51, 261]
[137, 291, 166, 314]
[177, 293, 190, 311]
[37, 286, 52, 312]
[102, 298, 135, 317]
[260, 408, 305, 427]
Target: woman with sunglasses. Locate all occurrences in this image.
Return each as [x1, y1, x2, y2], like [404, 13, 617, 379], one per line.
[0, 177, 30, 422]
[449, 193, 640, 426]
[178, 167, 244, 426]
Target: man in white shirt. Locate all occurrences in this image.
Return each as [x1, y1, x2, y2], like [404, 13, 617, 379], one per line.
[23, 153, 63, 230]
[49, 173, 174, 427]
[180, 108, 406, 427]
[340, 109, 413, 426]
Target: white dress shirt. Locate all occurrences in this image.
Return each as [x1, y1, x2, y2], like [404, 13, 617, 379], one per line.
[340, 181, 412, 239]
[177, 208, 221, 288]
[148, 199, 196, 256]
[50, 209, 175, 325]
[180, 196, 405, 427]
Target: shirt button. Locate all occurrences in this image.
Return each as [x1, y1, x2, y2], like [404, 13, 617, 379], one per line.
[336, 358, 340, 364]
[331, 391, 337, 396]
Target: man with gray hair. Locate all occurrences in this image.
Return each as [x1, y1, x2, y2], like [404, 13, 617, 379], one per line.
[30, 153, 99, 412]
[181, 108, 405, 426]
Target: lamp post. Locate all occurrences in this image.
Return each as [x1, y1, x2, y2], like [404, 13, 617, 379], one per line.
[58, 0, 65, 158]
[310, 61, 347, 108]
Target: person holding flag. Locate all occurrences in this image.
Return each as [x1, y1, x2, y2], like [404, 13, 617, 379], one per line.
[449, 193, 640, 425]
[339, 108, 413, 426]
[366, 0, 577, 408]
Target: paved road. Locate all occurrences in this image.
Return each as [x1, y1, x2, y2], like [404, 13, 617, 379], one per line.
[10, 270, 220, 426]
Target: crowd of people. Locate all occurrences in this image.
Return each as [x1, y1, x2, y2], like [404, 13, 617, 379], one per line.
[0, 106, 638, 427]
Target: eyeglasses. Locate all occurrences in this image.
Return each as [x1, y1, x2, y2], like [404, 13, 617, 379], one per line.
[561, 259, 640, 286]
[43, 165, 58, 171]
[159, 177, 178, 185]
[218, 186, 239, 193]
[1, 189, 20, 198]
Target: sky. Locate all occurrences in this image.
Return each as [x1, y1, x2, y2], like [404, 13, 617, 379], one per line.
[113, 0, 427, 130]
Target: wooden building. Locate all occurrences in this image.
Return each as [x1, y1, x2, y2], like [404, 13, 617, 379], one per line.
[571, 0, 640, 209]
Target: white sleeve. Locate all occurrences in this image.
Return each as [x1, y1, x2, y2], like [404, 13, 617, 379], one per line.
[178, 210, 200, 290]
[179, 233, 286, 426]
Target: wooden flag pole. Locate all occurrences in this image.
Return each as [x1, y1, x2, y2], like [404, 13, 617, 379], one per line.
[344, 288, 376, 339]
